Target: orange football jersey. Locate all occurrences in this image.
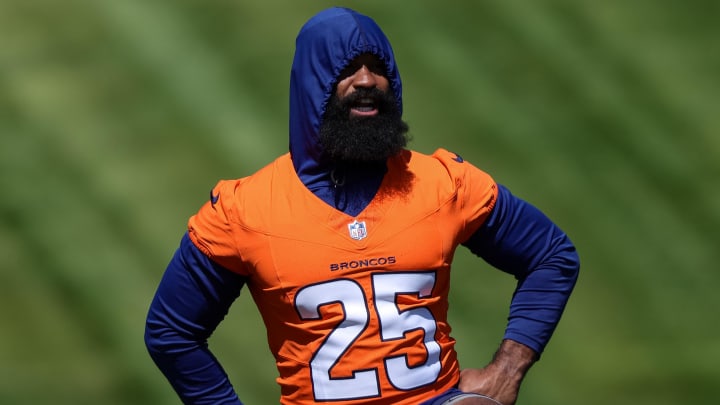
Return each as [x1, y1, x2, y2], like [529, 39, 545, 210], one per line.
[188, 148, 497, 404]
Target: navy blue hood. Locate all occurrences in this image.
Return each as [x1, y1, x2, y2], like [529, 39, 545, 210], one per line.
[289, 7, 403, 189]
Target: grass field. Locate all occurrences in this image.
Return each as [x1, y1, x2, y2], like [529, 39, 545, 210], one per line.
[1, 1, 719, 404]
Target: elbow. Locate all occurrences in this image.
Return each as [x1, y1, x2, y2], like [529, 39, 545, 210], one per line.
[543, 233, 580, 284]
[567, 240, 580, 275]
[144, 304, 181, 362]
[560, 242, 581, 286]
[144, 309, 204, 362]
[144, 316, 166, 361]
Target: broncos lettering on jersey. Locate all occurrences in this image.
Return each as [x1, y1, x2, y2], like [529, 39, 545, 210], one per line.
[188, 149, 497, 404]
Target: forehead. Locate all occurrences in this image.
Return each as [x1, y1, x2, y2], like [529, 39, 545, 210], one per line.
[338, 52, 387, 79]
[349, 52, 383, 66]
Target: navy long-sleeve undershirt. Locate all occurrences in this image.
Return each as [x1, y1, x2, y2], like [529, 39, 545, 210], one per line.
[462, 185, 580, 353]
[144, 184, 578, 403]
[145, 234, 245, 405]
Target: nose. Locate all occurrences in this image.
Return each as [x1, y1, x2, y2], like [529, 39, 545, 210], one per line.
[351, 65, 378, 89]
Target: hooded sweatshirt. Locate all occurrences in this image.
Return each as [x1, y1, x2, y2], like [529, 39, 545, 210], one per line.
[289, 7, 403, 216]
[145, 7, 579, 405]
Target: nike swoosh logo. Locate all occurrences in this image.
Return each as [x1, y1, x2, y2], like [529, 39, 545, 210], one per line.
[210, 191, 219, 205]
[453, 153, 464, 163]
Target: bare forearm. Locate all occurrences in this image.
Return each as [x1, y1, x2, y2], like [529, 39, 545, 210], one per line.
[457, 340, 538, 405]
[489, 339, 537, 383]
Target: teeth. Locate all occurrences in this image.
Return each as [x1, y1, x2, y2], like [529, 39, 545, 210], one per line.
[355, 97, 375, 108]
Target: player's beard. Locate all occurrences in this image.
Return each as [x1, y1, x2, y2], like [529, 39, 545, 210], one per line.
[318, 87, 410, 164]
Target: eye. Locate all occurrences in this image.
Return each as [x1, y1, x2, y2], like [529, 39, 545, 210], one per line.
[367, 59, 387, 76]
[338, 63, 358, 81]
[337, 53, 387, 81]
[358, 53, 387, 76]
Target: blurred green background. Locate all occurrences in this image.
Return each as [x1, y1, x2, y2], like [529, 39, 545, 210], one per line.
[1, 0, 718, 404]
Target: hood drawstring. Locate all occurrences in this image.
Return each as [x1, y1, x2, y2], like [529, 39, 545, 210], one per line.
[330, 167, 348, 211]
[329, 162, 387, 214]
[330, 168, 346, 188]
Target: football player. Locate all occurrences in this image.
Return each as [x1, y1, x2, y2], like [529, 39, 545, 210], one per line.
[145, 7, 579, 405]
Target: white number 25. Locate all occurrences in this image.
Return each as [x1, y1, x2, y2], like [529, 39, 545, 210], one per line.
[294, 272, 441, 401]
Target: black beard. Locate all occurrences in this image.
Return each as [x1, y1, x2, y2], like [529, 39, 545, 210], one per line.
[318, 88, 410, 164]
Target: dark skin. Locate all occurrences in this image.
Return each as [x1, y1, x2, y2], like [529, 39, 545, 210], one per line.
[457, 340, 538, 405]
[334, 52, 390, 118]
[338, 53, 538, 405]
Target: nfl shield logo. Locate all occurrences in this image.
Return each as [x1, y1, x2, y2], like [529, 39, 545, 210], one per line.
[347, 220, 367, 240]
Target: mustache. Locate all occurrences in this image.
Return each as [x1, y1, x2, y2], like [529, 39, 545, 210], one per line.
[319, 88, 409, 164]
[342, 87, 384, 102]
[339, 87, 396, 113]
